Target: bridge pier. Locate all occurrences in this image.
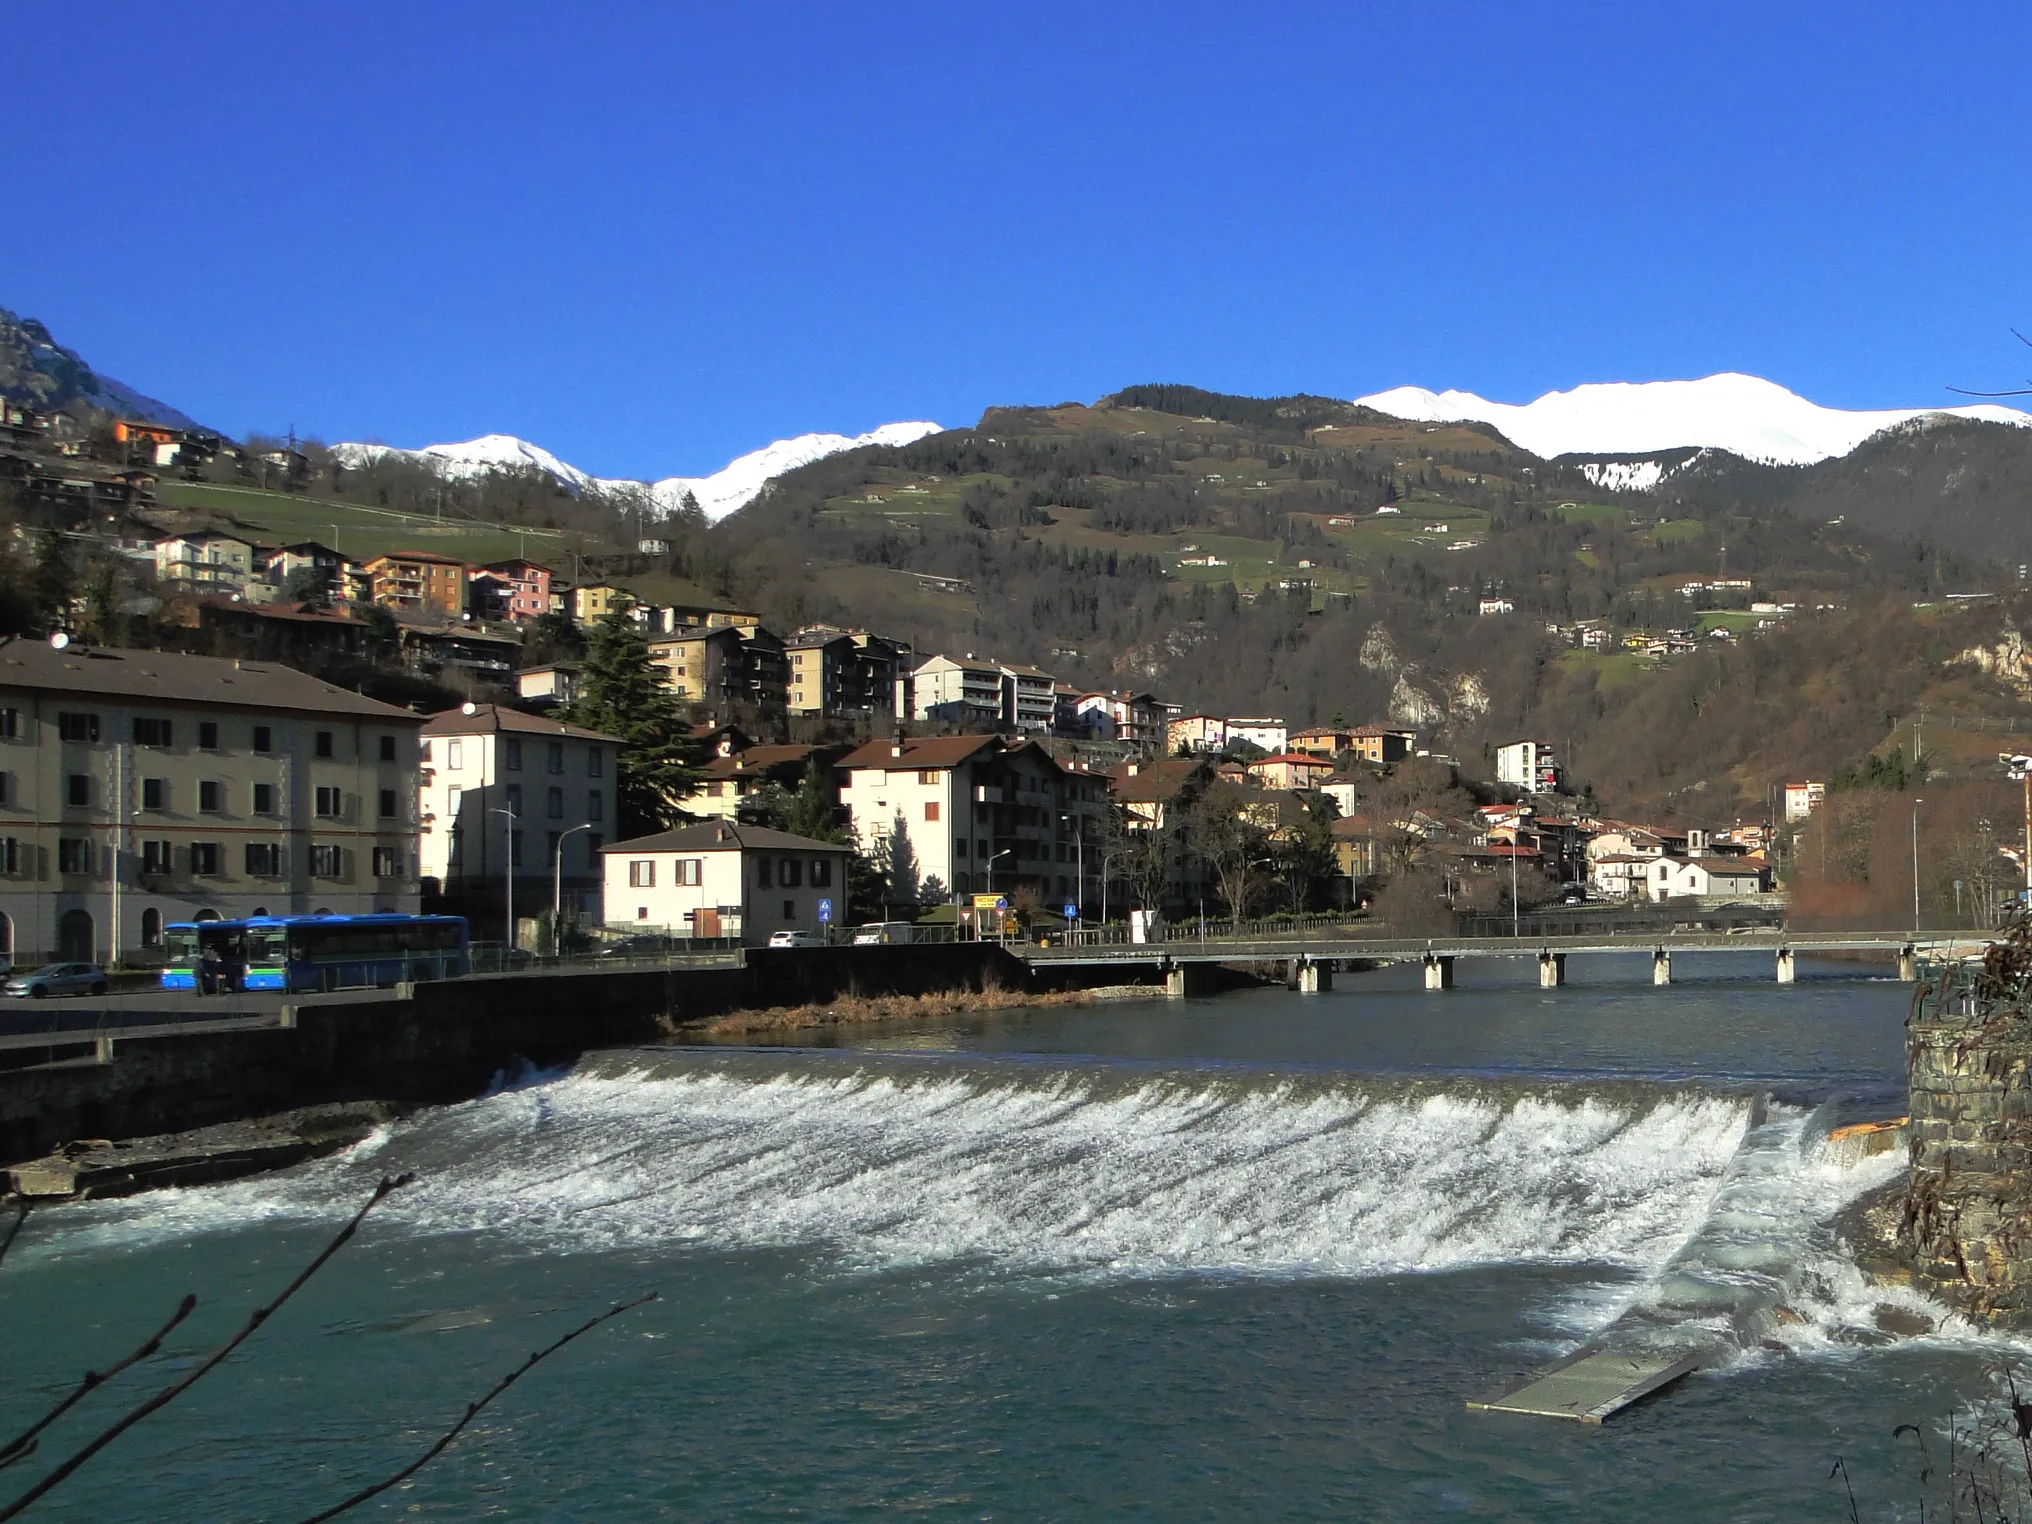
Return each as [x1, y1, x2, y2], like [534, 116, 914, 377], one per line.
[1538, 951, 1565, 989]
[1652, 949, 1672, 986]
[1162, 961, 1218, 999]
[1899, 946, 1918, 982]
[1776, 947, 1796, 984]
[1297, 957, 1332, 994]
[1423, 953, 1455, 991]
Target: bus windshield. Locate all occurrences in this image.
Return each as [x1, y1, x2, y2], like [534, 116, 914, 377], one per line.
[165, 928, 199, 968]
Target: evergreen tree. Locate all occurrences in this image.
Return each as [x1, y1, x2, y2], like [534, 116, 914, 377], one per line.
[31, 529, 72, 633]
[559, 609, 704, 837]
[782, 758, 843, 843]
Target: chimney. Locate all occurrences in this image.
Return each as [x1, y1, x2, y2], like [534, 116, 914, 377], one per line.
[890, 726, 905, 760]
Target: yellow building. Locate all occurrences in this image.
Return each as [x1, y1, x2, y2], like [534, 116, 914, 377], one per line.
[571, 584, 633, 624]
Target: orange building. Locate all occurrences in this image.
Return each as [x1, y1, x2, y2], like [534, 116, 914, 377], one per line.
[365, 550, 468, 617]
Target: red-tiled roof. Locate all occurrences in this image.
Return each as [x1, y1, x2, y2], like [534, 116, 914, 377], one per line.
[838, 734, 1002, 770]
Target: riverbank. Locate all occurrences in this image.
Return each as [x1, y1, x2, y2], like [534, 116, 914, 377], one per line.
[671, 984, 1151, 1037]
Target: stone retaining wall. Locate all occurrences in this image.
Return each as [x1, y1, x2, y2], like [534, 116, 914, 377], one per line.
[1906, 989, 2032, 1323]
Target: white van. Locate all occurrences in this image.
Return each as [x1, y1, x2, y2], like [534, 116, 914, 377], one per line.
[852, 921, 915, 946]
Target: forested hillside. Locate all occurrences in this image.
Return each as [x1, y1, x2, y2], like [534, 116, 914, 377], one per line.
[697, 385, 2032, 815]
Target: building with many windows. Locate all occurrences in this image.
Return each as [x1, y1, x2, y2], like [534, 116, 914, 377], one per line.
[153, 531, 256, 595]
[416, 705, 621, 940]
[785, 628, 904, 720]
[1495, 739, 1560, 794]
[836, 734, 1102, 905]
[0, 640, 425, 965]
[364, 551, 467, 617]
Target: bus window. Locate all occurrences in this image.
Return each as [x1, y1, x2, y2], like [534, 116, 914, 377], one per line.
[165, 928, 198, 967]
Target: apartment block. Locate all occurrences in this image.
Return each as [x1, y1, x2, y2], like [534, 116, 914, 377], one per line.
[416, 705, 621, 936]
[0, 640, 425, 964]
[837, 735, 1103, 906]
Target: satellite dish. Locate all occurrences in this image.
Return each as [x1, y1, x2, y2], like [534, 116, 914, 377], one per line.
[48, 632, 69, 650]
[461, 701, 478, 716]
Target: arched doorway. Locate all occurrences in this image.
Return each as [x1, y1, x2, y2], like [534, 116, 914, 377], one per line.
[0, 911, 12, 963]
[194, 908, 221, 922]
[140, 908, 163, 948]
[250, 907, 268, 917]
[58, 909, 94, 963]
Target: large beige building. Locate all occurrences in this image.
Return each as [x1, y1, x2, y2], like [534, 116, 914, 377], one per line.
[416, 705, 621, 941]
[0, 640, 426, 965]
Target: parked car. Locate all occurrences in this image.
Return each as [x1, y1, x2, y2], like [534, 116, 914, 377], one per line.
[1561, 885, 1588, 905]
[767, 930, 823, 949]
[5, 963, 108, 999]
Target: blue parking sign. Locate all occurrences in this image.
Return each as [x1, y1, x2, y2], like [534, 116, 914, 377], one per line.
[818, 898, 833, 923]
[1063, 903, 1078, 919]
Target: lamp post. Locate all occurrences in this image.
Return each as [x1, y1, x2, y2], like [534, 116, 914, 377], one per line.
[1060, 812, 1084, 936]
[491, 806, 519, 957]
[1911, 797, 1924, 932]
[553, 822, 594, 952]
[986, 849, 1015, 941]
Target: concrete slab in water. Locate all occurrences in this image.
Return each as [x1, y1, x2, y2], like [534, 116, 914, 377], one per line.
[1468, 1348, 1701, 1423]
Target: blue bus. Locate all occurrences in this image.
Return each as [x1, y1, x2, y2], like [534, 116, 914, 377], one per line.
[161, 914, 470, 993]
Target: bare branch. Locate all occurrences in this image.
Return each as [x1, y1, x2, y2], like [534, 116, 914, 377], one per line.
[296, 1291, 659, 1523]
[0, 1173, 415, 1523]
[0, 1296, 198, 1472]
[0, 1202, 27, 1272]
[1947, 386, 2032, 397]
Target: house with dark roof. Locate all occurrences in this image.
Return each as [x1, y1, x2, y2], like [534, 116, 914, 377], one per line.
[601, 821, 852, 943]
[837, 734, 1103, 905]
[0, 639, 427, 963]
[416, 704, 623, 934]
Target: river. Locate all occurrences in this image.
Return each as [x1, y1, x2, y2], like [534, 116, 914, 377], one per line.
[1, 952, 2020, 1520]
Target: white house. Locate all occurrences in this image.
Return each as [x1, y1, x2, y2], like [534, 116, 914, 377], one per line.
[908, 654, 1008, 727]
[417, 705, 621, 937]
[601, 822, 851, 943]
[1478, 597, 1514, 616]
[1226, 717, 1289, 753]
[1645, 856, 1772, 902]
[836, 734, 1101, 906]
[1495, 740, 1559, 793]
[1783, 781, 1825, 822]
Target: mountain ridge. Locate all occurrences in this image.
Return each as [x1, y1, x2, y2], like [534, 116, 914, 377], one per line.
[1353, 372, 2032, 466]
[333, 421, 945, 523]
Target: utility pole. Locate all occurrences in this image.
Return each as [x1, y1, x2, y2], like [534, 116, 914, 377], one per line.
[1912, 797, 1925, 932]
[493, 807, 519, 955]
[554, 822, 594, 947]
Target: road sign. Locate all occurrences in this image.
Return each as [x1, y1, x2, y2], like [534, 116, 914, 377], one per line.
[971, 893, 1008, 911]
[1063, 904, 1078, 919]
[817, 898, 833, 923]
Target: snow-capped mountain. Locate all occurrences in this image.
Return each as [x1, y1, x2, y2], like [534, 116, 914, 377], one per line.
[332, 421, 944, 522]
[1352, 373, 2032, 467]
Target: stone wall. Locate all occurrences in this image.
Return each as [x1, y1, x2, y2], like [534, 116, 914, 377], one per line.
[0, 944, 1044, 1166]
[1906, 985, 2032, 1324]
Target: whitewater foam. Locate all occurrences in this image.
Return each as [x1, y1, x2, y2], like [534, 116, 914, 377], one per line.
[43, 1060, 1757, 1285]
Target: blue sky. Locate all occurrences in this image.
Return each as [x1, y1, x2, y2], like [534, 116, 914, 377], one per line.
[7, 2, 2030, 479]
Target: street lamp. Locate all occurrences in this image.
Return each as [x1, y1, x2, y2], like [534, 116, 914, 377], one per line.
[987, 849, 1015, 941]
[1060, 811, 1084, 935]
[1911, 797, 1924, 932]
[553, 822, 594, 952]
[491, 806, 519, 956]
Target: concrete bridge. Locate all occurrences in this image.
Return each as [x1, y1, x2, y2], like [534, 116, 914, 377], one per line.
[1017, 927, 1965, 996]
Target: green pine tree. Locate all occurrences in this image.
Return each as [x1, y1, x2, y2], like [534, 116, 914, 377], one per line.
[782, 759, 843, 843]
[558, 609, 704, 838]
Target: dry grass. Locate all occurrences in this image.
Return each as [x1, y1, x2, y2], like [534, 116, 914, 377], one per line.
[671, 986, 1099, 1036]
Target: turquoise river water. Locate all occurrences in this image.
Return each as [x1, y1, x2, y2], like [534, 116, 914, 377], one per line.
[2, 952, 2023, 1520]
